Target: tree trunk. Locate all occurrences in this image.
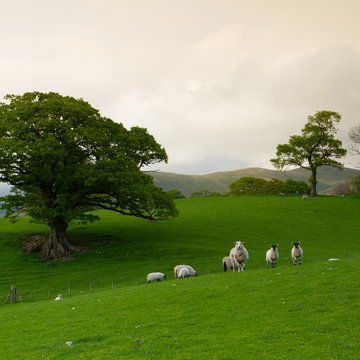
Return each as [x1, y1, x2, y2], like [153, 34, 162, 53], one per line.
[309, 167, 318, 197]
[42, 220, 75, 260]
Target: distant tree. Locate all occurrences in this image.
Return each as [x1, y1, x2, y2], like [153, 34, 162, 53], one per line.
[349, 124, 360, 167]
[229, 177, 267, 195]
[351, 176, 360, 196]
[282, 179, 310, 195]
[0, 92, 178, 260]
[229, 177, 310, 196]
[271, 111, 347, 196]
[190, 189, 211, 198]
[331, 181, 353, 196]
[167, 189, 186, 199]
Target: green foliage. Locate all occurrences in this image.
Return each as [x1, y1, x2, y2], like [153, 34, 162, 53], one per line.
[229, 177, 310, 195]
[351, 175, 360, 196]
[167, 189, 186, 199]
[0, 92, 177, 258]
[271, 111, 347, 196]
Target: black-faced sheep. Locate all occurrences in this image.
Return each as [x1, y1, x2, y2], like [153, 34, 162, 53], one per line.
[291, 242, 303, 265]
[266, 244, 279, 268]
[147, 272, 166, 283]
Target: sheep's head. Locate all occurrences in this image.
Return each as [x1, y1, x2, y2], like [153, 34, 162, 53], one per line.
[234, 241, 244, 249]
[293, 242, 301, 248]
[270, 244, 278, 250]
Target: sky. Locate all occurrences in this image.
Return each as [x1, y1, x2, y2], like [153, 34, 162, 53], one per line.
[1, 0, 360, 174]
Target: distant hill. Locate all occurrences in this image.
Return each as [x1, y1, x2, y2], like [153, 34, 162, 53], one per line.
[150, 166, 360, 196]
[1, 166, 359, 199]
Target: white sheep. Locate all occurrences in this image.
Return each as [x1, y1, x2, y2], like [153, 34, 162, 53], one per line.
[223, 256, 239, 272]
[55, 294, 63, 301]
[174, 265, 197, 278]
[177, 267, 190, 278]
[230, 241, 249, 272]
[147, 272, 166, 283]
[291, 242, 303, 265]
[266, 244, 279, 268]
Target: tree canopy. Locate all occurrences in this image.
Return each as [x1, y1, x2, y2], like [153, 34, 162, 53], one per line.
[271, 111, 347, 196]
[228, 177, 310, 196]
[0, 92, 178, 260]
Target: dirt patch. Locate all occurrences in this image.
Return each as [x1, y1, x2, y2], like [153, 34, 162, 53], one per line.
[23, 234, 46, 253]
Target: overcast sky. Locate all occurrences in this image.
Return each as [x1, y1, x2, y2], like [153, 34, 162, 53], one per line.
[1, 0, 360, 174]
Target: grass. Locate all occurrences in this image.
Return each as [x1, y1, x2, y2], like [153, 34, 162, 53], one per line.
[0, 196, 359, 359]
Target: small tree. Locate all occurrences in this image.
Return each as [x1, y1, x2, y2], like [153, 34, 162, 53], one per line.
[349, 124, 360, 167]
[271, 111, 347, 196]
[0, 92, 178, 260]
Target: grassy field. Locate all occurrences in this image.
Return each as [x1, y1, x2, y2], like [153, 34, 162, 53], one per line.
[0, 196, 359, 359]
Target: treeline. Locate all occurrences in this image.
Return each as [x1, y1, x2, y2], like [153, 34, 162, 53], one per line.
[228, 177, 310, 196]
[167, 177, 311, 198]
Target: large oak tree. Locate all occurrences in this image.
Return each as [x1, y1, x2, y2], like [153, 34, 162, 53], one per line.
[0, 92, 178, 260]
[271, 111, 347, 196]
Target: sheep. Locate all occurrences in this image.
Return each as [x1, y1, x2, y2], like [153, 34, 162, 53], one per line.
[174, 265, 187, 278]
[147, 272, 166, 283]
[55, 294, 63, 301]
[266, 244, 279, 268]
[177, 267, 190, 278]
[223, 256, 233, 272]
[174, 265, 197, 278]
[291, 242, 303, 265]
[229, 241, 249, 272]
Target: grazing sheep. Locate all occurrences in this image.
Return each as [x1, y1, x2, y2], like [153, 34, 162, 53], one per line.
[266, 244, 279, 268]
[177, 267, 190, 278]
[291, 242, 303, 265]
[174, 265, 187, 278]
[147, 272, 166, 283]
[174, 265, 197, 278]
[230, 241, 249, 272]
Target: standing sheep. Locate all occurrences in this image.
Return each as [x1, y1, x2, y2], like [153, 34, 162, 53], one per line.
[223, 256, 236, 272]
[147, 272, 166, 283]
[230, 241, 249, 272]
[291, 242, 303, 265]
[266, 244, 279, 268]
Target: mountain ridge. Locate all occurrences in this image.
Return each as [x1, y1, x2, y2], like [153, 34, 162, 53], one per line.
[150, 166, 360, 196]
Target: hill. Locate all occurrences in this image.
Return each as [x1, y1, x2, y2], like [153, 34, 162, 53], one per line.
[150, 166, 360, 196]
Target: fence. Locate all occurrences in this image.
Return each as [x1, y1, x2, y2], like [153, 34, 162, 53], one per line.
[1, 273, 144, 305]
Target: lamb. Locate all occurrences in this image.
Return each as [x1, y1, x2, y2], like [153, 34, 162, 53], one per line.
[223, 256, 232, 272]
[174, 265, 197, 278]
[291, 242, 303, 265]
[147, 272, 166, 283]
[230, 241, 249, 272]
[223, 256, 238, 272]
[266, 244, 279, 268]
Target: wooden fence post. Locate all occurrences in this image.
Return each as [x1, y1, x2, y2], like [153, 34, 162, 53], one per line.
[10, 285, 17, 304]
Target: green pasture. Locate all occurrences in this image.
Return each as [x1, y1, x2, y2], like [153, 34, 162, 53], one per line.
[0, 196, 359, 359]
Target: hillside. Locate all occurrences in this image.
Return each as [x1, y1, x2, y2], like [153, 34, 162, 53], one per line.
[150, 166, 360, 196]
[1, 197, 360, 359]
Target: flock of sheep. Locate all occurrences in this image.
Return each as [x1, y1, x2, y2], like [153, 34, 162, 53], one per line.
[146, 241, 303, 283]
